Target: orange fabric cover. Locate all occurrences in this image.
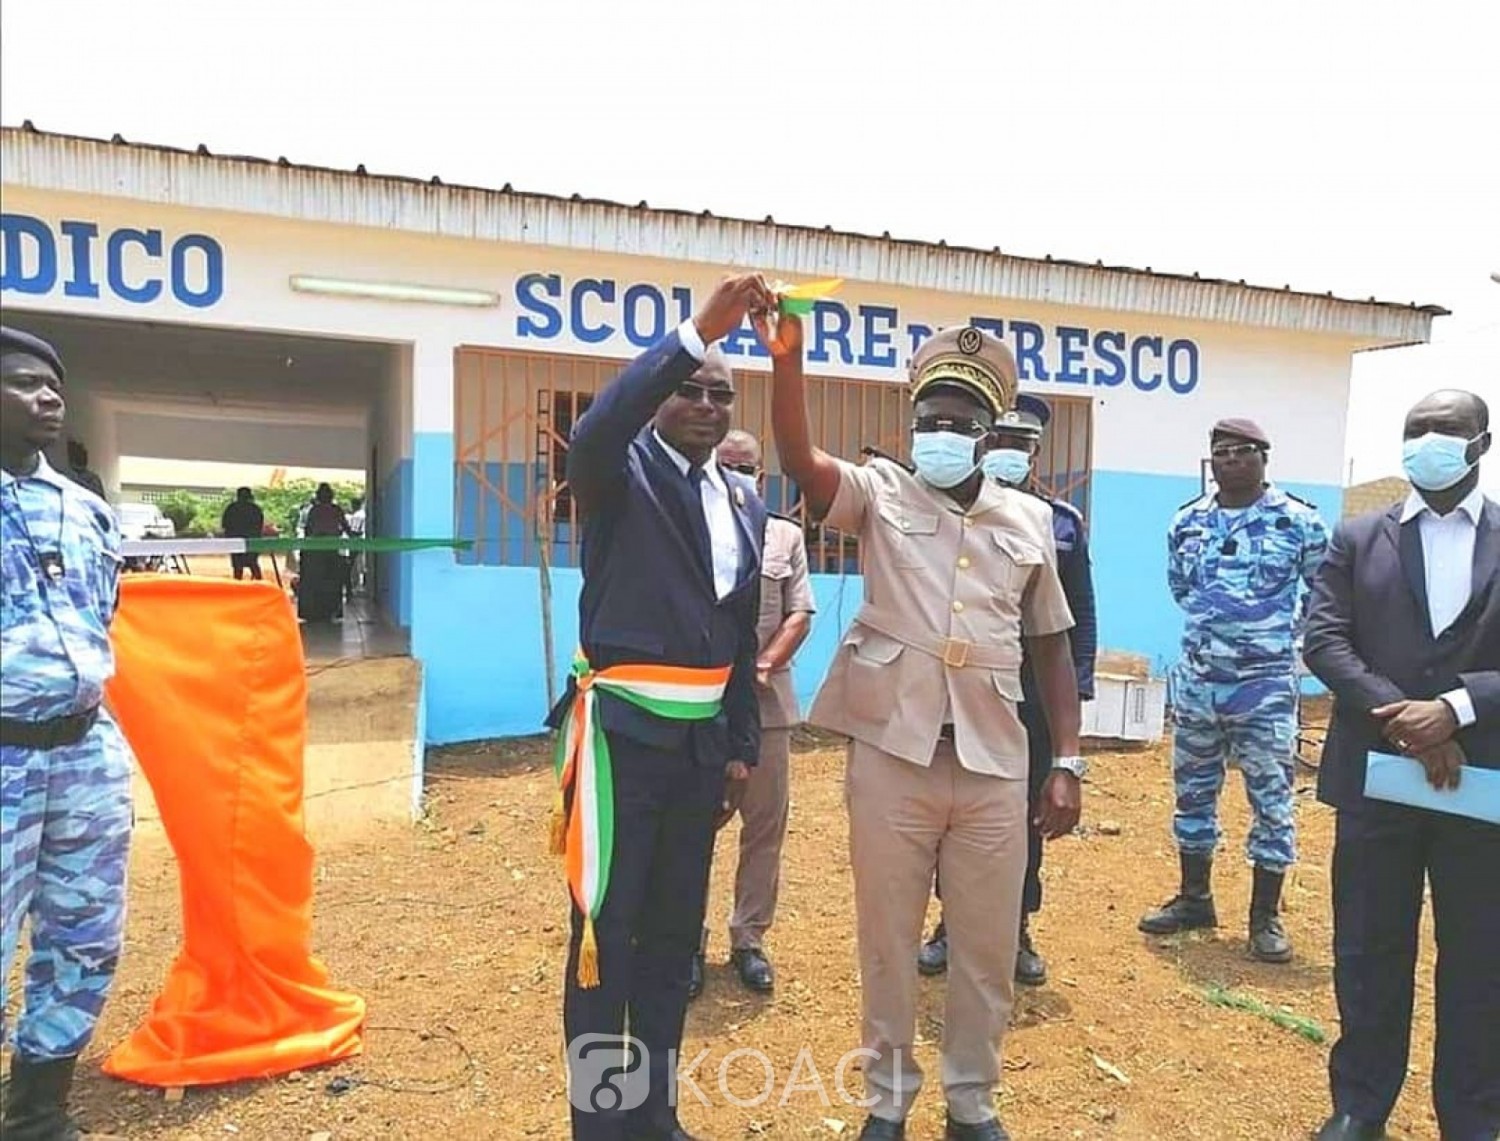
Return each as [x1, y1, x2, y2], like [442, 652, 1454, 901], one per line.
[101, 576, 365, 1086]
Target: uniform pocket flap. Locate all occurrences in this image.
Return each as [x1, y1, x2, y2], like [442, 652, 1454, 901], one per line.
[991, 669, 1024, 702]
[845, 628, 905, 666]
[876, 504, 940, 536]
[992, 530, 1044, 565]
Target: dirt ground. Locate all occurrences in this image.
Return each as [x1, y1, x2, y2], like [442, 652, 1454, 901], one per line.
[59, 715, 1448, 1141]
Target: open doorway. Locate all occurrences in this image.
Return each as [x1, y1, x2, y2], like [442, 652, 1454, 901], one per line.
[6, 309, 408, 662]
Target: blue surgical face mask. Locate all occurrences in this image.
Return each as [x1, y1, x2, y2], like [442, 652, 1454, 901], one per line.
[911, 430, 981, 489]
[982, 447, 1033, 485]
[1402, 431, 1480, 492]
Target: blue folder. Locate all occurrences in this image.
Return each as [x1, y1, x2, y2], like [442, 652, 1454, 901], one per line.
[1364, 752, 1500, 824]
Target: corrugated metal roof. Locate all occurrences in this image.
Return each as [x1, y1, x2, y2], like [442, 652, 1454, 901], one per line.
[1, 122, 1446, 345]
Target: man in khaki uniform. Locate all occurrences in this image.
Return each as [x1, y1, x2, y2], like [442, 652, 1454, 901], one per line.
[695, 430, 816, 998]
[756, 309, 1085, 1141]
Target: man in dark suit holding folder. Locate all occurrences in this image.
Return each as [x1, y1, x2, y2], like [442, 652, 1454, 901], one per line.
[1304, 389, 1498, 1141]
[548, 274, 771, 1141]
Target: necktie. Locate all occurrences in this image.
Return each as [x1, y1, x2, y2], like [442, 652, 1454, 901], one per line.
[684, 466, 714, 581]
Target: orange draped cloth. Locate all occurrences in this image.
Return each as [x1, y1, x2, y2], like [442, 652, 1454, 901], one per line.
[102, 576, 366, 1086]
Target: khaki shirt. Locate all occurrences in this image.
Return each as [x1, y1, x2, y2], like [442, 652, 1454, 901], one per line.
[756, 516, 817, 729]
[808, 457, 1074, 779]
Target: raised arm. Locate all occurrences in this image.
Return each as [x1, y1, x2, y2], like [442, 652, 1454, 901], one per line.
[754, 311, 843, 520]
[569, 274, 774, 513]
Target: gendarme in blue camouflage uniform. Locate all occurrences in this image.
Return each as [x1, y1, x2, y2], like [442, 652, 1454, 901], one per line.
[1140, 417, 1329, 964]
[1, 325, 134, 1141]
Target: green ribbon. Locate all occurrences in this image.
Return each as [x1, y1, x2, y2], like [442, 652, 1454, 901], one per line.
[247, 537, 472, 553]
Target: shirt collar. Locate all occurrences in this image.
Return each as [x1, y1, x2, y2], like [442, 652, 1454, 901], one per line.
[653, 430, 725, 492]
[1401, 486, 1484, 525]
[0, 454, 66, 491]
[1211, 483, 1272, 512]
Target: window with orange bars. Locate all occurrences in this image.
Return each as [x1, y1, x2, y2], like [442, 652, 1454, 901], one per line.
[453, 346, 1092, 570]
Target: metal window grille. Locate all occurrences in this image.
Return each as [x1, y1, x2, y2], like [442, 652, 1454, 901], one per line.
[454, 346, 1093, 568]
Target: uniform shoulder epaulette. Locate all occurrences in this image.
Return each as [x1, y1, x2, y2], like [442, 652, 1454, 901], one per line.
[1175, 493, 1208, 513]
[1283, 491, 1321, 512]
[860, 447, 915, 474]
[1049, 497, 1085, 523]
[768, 511, 801, 525]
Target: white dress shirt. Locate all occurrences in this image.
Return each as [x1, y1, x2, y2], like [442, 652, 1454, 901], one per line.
[1401, 487, 1487, 727]
[655, 319, 742, 600]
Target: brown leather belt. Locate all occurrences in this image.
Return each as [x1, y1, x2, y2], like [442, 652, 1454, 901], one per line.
[0, 706, 99, 749]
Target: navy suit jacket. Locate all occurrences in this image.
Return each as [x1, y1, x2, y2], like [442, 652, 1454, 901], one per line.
[1303, 496, 1500, 809]
[545, 330, 766, 767]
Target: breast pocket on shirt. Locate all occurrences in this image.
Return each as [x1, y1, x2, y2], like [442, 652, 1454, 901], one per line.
[1, 537, 43, 623]
[876, 504, 939, 569]
[759, 556, 791, 626]
[990, 529, 1044, 593]
[68, 534, 121, 618]
[1252, 531, 1301, 593]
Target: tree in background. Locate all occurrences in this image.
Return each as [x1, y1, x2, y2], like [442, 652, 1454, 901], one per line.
[150, 479, 365, 537]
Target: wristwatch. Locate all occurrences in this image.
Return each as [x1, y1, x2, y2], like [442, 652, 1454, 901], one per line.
[1051, 755, 1088, 780]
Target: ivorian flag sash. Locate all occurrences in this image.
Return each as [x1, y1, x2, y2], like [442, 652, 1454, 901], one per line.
[550, 652, 730, 987]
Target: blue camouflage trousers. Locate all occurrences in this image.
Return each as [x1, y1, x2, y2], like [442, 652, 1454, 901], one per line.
[1170, 668, 1298, 871]
[1, 713, 133, 1059]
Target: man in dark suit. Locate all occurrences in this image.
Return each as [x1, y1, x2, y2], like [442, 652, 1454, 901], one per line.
[549, 274, 772, 1141]
[1304, 389, 1498, 1141]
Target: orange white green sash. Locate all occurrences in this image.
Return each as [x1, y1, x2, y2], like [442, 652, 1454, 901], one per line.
[550, 651, 730, 988]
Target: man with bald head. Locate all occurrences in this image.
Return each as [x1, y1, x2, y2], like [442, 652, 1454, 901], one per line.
[548, 276, 770, 1141]
[1304, 389, 1498, 1141]
[693, 429, 815, 999]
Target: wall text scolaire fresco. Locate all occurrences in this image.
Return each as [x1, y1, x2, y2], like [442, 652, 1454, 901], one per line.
[514, 272, 1202, 395]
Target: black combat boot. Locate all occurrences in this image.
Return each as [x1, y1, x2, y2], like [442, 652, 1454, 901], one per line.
[917, 918, 948, 976]
[2, 1054, 84, 1141]
[1015, 915, 1046, 987]
[1248, 865, 1293, 963]
[1138, 852, 1218, 934]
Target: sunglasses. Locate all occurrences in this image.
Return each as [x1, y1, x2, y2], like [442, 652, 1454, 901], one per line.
[913, 414, 989, 439]
[675, 381, 735, 407]
[722, 462, 761, 477]
[1210, 443, 1265, 460]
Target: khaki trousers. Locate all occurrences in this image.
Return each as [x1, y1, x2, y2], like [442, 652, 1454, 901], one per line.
[704, 728, 793, 952]
[728, 726, 792, 950]
[847, 738, 1027, 1125]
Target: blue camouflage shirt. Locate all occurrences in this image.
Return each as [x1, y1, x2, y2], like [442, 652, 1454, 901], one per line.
[1, 456, 121, 720]
[1168, 484, 1329, 682]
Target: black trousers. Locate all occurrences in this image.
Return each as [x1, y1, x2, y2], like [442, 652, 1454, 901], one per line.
[564, 733, 724, 1140]
[932, 696, 1051, 922]
[1329, 798, 1500, 1140]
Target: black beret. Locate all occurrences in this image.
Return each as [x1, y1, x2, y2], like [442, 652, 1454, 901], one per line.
[0, 325, 65, 379]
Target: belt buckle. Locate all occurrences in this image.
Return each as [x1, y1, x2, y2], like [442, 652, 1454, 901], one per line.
[941, 637, 972, 669]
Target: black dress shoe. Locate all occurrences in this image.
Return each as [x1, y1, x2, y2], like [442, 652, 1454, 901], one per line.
[731, 947, 775, 993]
[945, 1114, 1011, 1140]
[687, 950, 704, 1001]
[1313, 1113, 1387, 1139]
[917, 921, 948, 976]
[857, 1116, 906, 1139]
